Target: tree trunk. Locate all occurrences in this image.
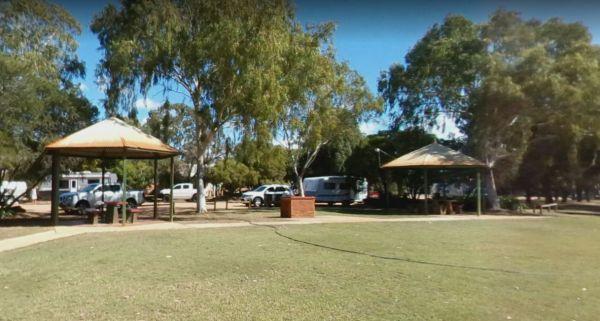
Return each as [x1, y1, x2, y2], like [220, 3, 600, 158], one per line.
[296, 175, 304, 197]
[196, 154, 207, 213]
[576, 184, 583, 202]
[485, 167, 501, 210]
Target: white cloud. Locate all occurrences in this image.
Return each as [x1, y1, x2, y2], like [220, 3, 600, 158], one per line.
[78, 82, 87, 92]
[134, 97, 162, 111]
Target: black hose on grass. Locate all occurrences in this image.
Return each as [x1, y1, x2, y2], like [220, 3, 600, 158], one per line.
[204, 215, 544, 276]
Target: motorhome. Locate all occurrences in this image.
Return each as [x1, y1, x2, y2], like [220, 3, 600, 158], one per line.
[303, 176, 368, 206]
[39, 171, 118, 199]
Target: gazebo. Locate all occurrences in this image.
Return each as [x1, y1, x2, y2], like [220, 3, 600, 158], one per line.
[381, 142, 487, 215]
[44, 117, 179, 225]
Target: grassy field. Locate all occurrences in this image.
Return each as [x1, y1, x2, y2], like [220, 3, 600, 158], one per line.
[0, 216, 599, 320]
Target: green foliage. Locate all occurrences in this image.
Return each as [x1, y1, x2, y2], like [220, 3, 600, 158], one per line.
[92, 0, 343, 210]
[278, 47, 383, 193]
[108, 160, 154, 190]
[234, 137, 288, 184]
[380, 9, 600, 202]
[206, 159, 259, 195]
[0, 0, 97, 213]
[499, 195, 523, 211]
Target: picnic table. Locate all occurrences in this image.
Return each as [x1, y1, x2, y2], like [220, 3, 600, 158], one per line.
[100, 201, 142, 224]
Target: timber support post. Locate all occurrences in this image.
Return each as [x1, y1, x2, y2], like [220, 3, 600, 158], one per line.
[121, 158, 127, 225]
[477, 170, 482, 216]
[424, 169, 428, 214]
[50, 153, 61, 226]
[169, 156, 175, 222]
[153, 159, 158, 219]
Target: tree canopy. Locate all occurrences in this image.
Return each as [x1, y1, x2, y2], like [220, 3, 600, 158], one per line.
[0, 0, 97, 215]
[92, 0, 308, 212]
[379, 9, 600, 206]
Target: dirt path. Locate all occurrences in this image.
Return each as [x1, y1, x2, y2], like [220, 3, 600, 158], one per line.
[0, 214, 546, 253]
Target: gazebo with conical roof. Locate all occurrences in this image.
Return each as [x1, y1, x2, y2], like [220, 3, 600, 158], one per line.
[381, 142, 487, 215]
[45, 117, 179, 225]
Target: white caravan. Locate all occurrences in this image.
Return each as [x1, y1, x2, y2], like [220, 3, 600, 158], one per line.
[303, 176, 368, 206]
[39, 171, 118, 194]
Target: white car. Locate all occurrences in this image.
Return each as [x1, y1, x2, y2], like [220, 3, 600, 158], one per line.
[241, 184, 293, 207]
[59, 183, 145, 212]
[159, 183, 197, 202]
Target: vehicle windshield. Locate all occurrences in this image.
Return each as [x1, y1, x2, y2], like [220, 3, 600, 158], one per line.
[252, 185, 267, 192]
[80, 184, 99, 193]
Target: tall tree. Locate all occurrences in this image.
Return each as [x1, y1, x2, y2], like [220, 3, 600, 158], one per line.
[0, 0, 97, 215]
[93, 0, 311, 213]
[278, 57, 381, 196]
[379, 10, 600, 208]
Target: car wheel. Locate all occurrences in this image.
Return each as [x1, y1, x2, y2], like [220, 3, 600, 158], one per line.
[127, 198, 138, 208]
[253, 197, 263, 207]
[76, 201, 89, 215]
[163, 195, 170, 202]
[191, 193, 197, 202]
[342, 201, 352, 207]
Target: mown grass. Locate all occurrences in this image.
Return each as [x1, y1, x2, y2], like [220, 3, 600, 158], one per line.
[0, 216, 599, 320]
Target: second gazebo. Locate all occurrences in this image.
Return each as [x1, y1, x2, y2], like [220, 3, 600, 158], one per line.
[380, 142, 487, 215]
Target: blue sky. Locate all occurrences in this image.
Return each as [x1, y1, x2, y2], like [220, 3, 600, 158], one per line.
[57, 0, 600, 136]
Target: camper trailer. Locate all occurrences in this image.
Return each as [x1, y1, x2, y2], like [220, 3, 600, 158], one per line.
[39, 171, 118, 199]
[303, 176, 368, 206]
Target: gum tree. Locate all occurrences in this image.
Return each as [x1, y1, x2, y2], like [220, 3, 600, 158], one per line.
[277, 39, 382, 196]
[0, 0, 96, 216]
[93, 0, 310, 213]
[379, 10, 600, 208]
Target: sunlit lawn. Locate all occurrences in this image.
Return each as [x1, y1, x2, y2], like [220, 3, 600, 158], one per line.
[0, 216, 599, 320]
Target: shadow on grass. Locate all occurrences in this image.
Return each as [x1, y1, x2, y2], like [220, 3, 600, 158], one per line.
[316, 205, 423, 216]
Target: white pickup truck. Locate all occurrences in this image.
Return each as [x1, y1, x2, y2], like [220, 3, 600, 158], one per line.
[159, 183, 197, 202]
[59, 183, 145, 213]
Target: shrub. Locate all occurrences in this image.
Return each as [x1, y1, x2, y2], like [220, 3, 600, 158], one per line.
[500, 195, 522, 211]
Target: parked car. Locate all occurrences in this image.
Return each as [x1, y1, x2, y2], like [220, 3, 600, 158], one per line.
[303, 176, 368, 206]
[159, 183, 197, 202]
[241, 184, 293, 207]
[59, 183, 145, 213]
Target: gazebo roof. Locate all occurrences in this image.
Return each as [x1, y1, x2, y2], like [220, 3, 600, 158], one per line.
[45, 117, 179, 159]
[381, 142, 486, 169]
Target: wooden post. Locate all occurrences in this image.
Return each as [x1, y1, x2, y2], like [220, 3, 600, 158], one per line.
[424, 169, 428, 214]
[169, 156, 174, 222]
[477, 170, 482, 216]
[153, 159, 158, 219]
[50, 154, 61, 226]
[122, 158, 127, 225]
[101, 161, 105, 215]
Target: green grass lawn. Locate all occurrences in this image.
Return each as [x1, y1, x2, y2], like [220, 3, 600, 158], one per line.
[1, 216, 599, 320]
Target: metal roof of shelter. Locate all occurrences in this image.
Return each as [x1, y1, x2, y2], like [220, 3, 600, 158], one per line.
[45, 117, 178, 159]
[381, 142, 486, 169]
